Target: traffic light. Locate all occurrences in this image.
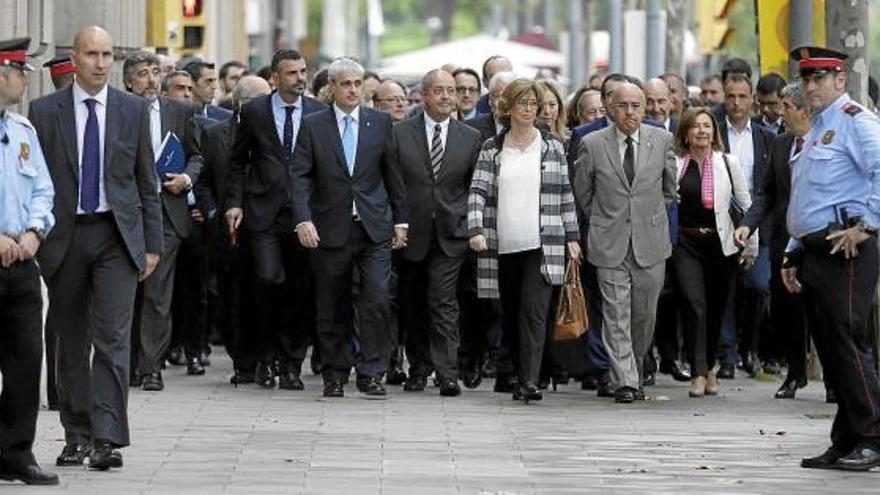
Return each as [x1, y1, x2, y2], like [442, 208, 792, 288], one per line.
[146, 0, 207, 55]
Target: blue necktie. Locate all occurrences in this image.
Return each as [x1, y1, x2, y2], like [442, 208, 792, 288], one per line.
[282, 105, 295, 157]
[342, 115, 355, 174]
[81, 98, 100, 214]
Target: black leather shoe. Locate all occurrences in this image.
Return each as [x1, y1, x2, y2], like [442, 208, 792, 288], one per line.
[386, 366, 407, 386]
[89, 441, 122, 470]
[596, 374, 615, 397]
[166, 346, 186, 366]
[56, 443, 89, 466]
[129, 372, 143, 388]
[833, 443, 880, 471]
[762, 359, 782, 375]
[403, 374, 428, 392]
[614, 387, 636, 404]
[634, 387, 646, 401]
[740, 352, 761, 377]
[0, 462, 59, 485]
[826, 387, 838, 404]
[186, 357, 206, 376]
[513, 382, 543, 403]
[493, 374, 517, 393]
[461, 367, 483, 389]
[775, 376, 807, 399]
[230, 369, 255, 386]
[801, 446, 850, 469]
[439, 378, 462, 397]
[717, 362, 735, 379]
[142, 371, 164, 391]
[360, 377, 386, 398]
[659, 359, 692, 382]
[641, 372, 655, 387]
[581, 375, 598, 391]
[537, 377, 550, 390]
[278, 366, 305, 391]
[255, 362, 275, 389]
[323, 380, 344, 398]
[310, 346, 321, 375]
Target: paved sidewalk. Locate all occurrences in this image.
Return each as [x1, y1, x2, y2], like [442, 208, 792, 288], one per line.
[13, 348, 878, 494]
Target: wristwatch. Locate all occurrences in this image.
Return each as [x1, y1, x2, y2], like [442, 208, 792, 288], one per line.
[26, 227, 46, 243]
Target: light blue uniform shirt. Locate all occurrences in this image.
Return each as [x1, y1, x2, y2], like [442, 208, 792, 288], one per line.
[0, 110, 55, 238]
[786, 93, 880, 251]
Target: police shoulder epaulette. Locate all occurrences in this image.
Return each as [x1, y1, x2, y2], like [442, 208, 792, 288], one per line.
[842, 103, 863, 117]
[6, 111, 34, 130]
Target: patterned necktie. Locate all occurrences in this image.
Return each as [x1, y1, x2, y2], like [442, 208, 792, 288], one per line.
[342, 115, 355, 174]
[430, 123, 443, 179]
[282, 105, 296, 156]
[81, 98, 100, 214]
[623, 135, 635, 185]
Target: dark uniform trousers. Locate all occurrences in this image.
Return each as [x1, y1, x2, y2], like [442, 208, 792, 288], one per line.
[801, 233, 880, 450]
[397, 229, 465, 380]
[214, 215, 255, 372]
[0, 259, 43, 468]
[48, 214, 138, 447]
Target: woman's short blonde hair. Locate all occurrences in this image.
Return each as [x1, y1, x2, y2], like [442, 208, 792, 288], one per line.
[495, 78, 543, 128]
[536, 78, 569, 139]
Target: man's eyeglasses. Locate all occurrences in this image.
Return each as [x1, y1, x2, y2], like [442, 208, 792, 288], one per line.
[376, 96, 406, 103]
[612, 102, 643, 111]
[456, 86, 479, 95]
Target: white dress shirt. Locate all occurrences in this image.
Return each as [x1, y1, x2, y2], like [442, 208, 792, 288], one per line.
[423, 113, 450, 152]
[73, 81, 109, 214]
[726, 117, 755, 192]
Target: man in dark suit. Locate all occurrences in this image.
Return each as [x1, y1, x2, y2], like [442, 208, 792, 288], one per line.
[474, 55, 512, 115]
[752, 72, 787, 135]
[736, 81, 814, 399]
[392, 69, 481, 396]
[716, 73, 776, 379]
[226, 50, 326, 390]
[198, 75, 272, 385]
[292, 57, 407, 398]
[181, 58, 233, 122]
[123, 50, 204, 389]
[28, 26, 162, 470]
[644, 78, 679, 134]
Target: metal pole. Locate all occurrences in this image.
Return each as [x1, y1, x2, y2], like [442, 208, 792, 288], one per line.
[609, 0, 622, 73]
[567, 0, 585, 90]
[788, 0, 812, 79]
[645, 0, 662, 78]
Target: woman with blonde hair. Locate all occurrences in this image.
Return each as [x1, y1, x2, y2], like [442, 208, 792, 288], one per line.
[535, 79, 570, 144]
[468, 78, 580, 402]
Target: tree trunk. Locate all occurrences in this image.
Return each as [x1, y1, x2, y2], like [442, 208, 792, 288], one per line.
[825, 0, 870, 104]
[664, 0, 687, 78]
[427, 0, 457, 45]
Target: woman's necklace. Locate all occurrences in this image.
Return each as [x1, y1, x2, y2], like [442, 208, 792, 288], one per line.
[508, 129, 536, 150]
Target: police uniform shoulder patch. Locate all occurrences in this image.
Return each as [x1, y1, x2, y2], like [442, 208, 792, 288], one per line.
[842, 103, 863, 117]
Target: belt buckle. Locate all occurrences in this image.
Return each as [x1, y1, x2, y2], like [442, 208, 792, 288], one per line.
[698, 227, 713, 235]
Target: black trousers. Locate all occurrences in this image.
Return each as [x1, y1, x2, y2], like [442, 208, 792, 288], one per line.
[172, 214, 208, 360]
[498, 248, 553, 384]
[247, 215, 314, 370]
[215, 217, 255, 372]
[47, 214, 138, 447]
[769, 251, 809, 380]
[397, 235, 465, 380]
[0, 259, 42, 468]
[673, 233, 737, 377]
[457, 252, 502, 372]
[800, 234, 880, 450]
[311, 220, 391, 381]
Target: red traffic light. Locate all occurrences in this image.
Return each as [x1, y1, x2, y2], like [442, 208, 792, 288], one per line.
[183, 0, 202, 17]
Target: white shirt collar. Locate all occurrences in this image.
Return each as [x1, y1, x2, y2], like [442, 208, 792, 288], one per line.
[72, 79, 108, 107]
[726, 116, 752, 135]
[424, 112, 450, 130]
[615, 125, 639, 145]
[273, 91, 302, 111]
[334, 103, 360, 123]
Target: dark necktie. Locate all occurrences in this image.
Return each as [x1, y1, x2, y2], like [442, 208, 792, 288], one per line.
[794, 137, 804, 155]
[0, 111, 7, 145]
[81, 98, 100, 214]
[430, 123, 443, 179]
[623, 135, 635, 185]
[282, 105, 296, 156]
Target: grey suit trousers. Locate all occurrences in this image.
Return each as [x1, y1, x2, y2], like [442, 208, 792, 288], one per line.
[596, 246, 665, 390]
[47, 215, 138, 447]
[133, 217, 182, 376]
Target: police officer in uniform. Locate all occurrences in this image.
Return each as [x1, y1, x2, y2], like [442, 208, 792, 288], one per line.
[0, 37, 59, 486]
[782, 46, 880, 471]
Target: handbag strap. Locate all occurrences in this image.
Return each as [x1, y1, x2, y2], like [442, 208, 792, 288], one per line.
[720, 152, 735, 190]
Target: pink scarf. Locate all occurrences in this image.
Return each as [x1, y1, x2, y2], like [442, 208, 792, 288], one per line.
[680, 152, 714, 210]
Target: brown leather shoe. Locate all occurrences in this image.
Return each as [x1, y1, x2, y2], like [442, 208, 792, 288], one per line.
[705, 373, 719, 395]
[689, 376, 707, 397]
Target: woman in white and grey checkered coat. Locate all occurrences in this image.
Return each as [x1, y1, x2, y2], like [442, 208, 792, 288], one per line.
[467, 78, 581, 402]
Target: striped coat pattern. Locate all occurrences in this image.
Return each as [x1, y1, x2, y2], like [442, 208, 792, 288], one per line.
[467, 131, 580, 299]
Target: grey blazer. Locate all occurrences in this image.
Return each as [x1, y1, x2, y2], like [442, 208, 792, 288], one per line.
[28, 85, 163, 278]
[573, 123, 677, 269]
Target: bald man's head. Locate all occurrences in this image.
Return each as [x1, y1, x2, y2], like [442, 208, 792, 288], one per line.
[644, 78, 671, 125]
[234, 75, 272, 108]
[72, 25, 114, 95]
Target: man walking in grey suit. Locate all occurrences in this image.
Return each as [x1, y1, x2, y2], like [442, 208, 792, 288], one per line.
[574, 82, 677, 403]
[28, 26, 162, 470]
